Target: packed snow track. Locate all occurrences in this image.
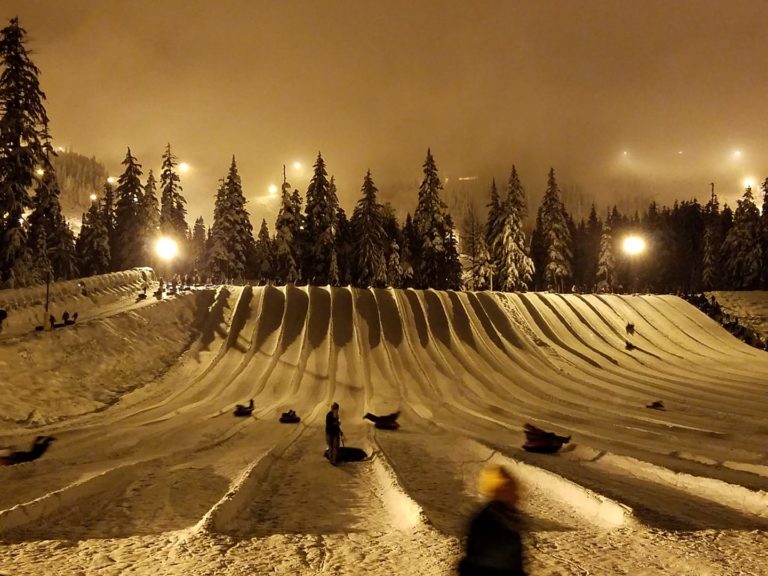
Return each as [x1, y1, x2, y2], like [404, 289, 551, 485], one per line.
[1, 284, 767, 575]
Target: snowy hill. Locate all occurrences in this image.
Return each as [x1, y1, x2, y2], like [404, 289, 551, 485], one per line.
[711, 291, 768, 340]
[1, 284, 767, 575]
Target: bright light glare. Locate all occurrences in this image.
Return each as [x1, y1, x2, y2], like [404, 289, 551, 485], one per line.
[179, 162, 190, 173]
[292, 161, 302, 171]
[743, 177, 755, 189]
[622, 151, 628, 157]
[35, 168, 44, 176]
[623, 236, 646, 256]
[155, 237, 178, 261]
[107, 176, 117, 184]
[733, 149, 742, 159]
[268, 184, 278, 194]
[89, 193, 98, 201]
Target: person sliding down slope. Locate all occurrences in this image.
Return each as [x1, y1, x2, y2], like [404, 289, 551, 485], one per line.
[325, 402, 343, 465]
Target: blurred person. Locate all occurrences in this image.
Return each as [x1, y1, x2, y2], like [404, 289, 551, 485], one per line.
[458, 464, 527, 576]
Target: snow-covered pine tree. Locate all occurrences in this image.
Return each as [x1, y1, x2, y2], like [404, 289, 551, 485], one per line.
[207, 158, 255, 280]
[273, 178, 302, 284]
[495, 166, 534, 291]
[461, 203, 491, 290]
[535, 168, 573, 292]
[140, 169, 160, 269]
[0, 18, 54, 285]
[112, 148, 145, 270]
[401, 213, 416, 288]
[585, 204, 602, 290]
[484, 179, 503, 288]
[190, 216, 206, 272]
[596, 221, 615, 292]
[254, 218, 274, 283]
[336, 205, 353, 286]
[159, 143, 187, 240]
[76, 199, 110, 276]
[351, 170, 387, 288]
[387, 240, 403, 288]
[722, 186, 761, 289]
[27, 168, 77, 280]
[303, 153, 337, 284]
[101, 180, 116, 248]
[412, 149, 460, 290]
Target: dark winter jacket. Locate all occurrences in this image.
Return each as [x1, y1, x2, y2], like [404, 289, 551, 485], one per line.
[325, 411, 341, 435]
[458, 501, 527, 576]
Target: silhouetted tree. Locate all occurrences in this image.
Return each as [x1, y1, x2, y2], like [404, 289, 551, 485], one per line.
[253, 218, 274, 283]
[351, 170, 387, 287]
[159, 143, 187, 240]
[723, 187, 761, 289]
[112, 148, 145, 270]
[303, 153, 337, 284]
[535, 168, 572, 292]
[76, 199, 110, 276]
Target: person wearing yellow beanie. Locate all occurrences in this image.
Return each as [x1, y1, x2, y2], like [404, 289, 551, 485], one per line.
[458, 464, 527, 575]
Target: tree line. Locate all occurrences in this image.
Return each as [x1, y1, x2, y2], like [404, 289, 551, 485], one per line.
[2, 17, 768, 293]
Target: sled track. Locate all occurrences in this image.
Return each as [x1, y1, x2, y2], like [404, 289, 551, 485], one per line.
[1, 286, 768, 575]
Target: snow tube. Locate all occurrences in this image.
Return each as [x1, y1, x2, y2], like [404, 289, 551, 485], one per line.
[279, 414, 301, 423]
[324, 446, 368, 462]
[374, 420, 399, 430]
[522, 441, 564, 454]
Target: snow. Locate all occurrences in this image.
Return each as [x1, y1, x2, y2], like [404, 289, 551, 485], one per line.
[1, 282, 767, 574]
[711, 290, 768, 339]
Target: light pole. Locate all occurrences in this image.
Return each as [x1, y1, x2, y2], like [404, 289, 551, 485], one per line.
[622, 235, 646, 293]
[154, 236, 179, 285]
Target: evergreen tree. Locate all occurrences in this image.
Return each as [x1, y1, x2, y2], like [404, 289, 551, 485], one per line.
[412, 149, 461, 289]
[207, 158, 255, 280]
[101, 180, 116, 250]
[701, 191, 722, 290]
[112, 148, 145, 270]
[535, 168, 573, 291]
[722, 186, 761, 289]
[159, 143, 187, 239]
[596, 222, 615, 292]
[387, 239, 403, 288]
[584, 204, 602, 290]
[495, 166, 533, 291]
[75, 199, 110, 276]
[350, 170, 387, 287]
[302, 153, 337, 284]
[190, 216, 206, 272]
[401, 213, 416, 287]
[140, 169, 160, 269]
[335, 205, 353, 286]
[761, 179, 768, 288]
[484, 179, 503, 287]
[254, 218, 274, 283]
[0, 18, 54, 285]
[461, 203, 486, 290]
[27, 168, 76, 280]
[273, 178, 302, 284]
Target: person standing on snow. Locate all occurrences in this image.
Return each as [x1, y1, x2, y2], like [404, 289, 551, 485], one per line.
[458, 464, 528, 576]
[325, 402, 342, 464]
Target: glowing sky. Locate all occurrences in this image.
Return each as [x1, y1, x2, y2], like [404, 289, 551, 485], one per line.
[4, 0, 767, 224]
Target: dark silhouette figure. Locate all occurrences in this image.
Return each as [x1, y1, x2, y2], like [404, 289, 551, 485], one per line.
[625, 340, 636, 351]
[234, 399, 254, 417]
[49, 314, 56, 328]
[459, 465, 528, 575]
[522, 423, 570, 454]
[280, 409, 301, 423]
[71, 312, 78, 324]
[646, 400, 665, 410]
[363, 411, 401, 430]
[62, 311, 70, 324]
[0, 308, 7, 333]
[0, 436, 56, 466]
[625, 322, 635, 335]
[325, 402, 342, 465]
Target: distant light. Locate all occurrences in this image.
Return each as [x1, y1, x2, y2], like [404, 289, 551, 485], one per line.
[743, 177, 755, 189]
[733, 149, 742, 159]
[622, 235, 646, 256]
[268, 184, 278, 194]
[107, 176, 117, 184]
[179, 162, 190, 173]
[292, 161, 302, 171]
[35, 168, 44, 176]
[677, 150, 683, 155]
[458, 176, 478, 181]
[56, 146, 65, 152]
[155, 237, 178, 261]
[89, 193, 98, 202]
[623, 151, 628, 156]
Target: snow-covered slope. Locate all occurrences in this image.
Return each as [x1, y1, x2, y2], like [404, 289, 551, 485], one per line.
[1, 286, 766, 575]
[711, 290, 768, 339]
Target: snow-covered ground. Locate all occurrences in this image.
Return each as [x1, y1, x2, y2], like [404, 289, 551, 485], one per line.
[1, 283, 767, 575]
[711, 291, 768, 339]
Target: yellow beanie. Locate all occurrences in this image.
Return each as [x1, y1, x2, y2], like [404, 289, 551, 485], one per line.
[478, 464, 515, 498]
